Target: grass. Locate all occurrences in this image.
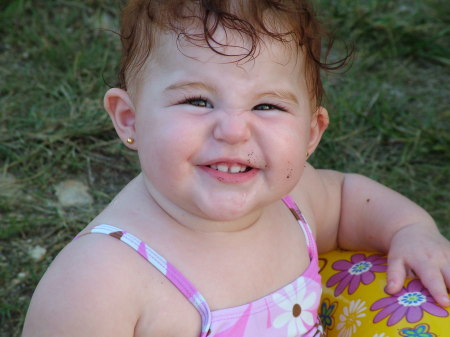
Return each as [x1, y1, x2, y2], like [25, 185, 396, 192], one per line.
[0, 0, 449, 335]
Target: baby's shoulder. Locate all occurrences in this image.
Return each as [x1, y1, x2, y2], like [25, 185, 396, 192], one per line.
[22, 232, 166, 336]
[290, 165, 344, 248]
[299, 164, 343, 189]
[292, 164, 343, 210]
[58, 231, 168, 301]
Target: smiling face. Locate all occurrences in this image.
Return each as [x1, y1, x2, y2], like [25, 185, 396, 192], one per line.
[106, 29, 328, 227]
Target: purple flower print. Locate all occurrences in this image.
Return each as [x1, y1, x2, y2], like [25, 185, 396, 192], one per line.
[371, 279, 449, 326]
[326, 253, 387, 296]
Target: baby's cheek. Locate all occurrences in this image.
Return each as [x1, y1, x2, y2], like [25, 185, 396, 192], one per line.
[287, 158, 305, 181]
[285, 166, 294, 180]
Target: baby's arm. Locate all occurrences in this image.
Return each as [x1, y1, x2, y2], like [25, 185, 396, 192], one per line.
[304, 166, 450, 307]
[338, 173, 450, 306]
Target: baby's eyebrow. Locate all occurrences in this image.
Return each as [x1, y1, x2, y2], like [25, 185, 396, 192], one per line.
[164, 81, 298, 104]
[256, 90, 299, 105]
[164, 81, 213, 93]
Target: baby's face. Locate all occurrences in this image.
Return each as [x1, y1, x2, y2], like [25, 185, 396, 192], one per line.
[130, 29, 320, 224]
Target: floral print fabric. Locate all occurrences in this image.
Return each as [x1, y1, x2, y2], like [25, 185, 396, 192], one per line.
[272, 278, 318, 334]
[326, 253, 387, 296]
[371, 279, 448, 326]
[319, 250, 449, 337]
[209, 275, 323, 337]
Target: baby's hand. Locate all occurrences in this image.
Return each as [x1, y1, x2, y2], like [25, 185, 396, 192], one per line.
[386, 223, 450, 307]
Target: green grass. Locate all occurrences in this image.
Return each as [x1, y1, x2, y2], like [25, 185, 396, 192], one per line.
[1, 0, 449, 335]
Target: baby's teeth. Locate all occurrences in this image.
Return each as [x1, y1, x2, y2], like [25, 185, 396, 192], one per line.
[209, 163, 249, 173]
[217, 164, 229, 173]
[229, 165, 242, 173]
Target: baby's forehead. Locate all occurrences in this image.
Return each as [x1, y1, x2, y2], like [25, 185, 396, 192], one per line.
[149, 28, 304, 69]
[126, 29, 307, 100]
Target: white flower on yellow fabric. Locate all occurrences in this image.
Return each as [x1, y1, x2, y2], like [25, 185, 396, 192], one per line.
[373, 333, 389, 337]
[336, 299, 367, 337]
[272, 278, 317, 336]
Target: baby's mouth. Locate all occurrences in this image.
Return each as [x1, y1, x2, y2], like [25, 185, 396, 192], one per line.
[208, 163, 252, 173]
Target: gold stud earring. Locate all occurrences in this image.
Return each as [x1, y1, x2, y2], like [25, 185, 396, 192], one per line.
[306, 151, 310, 158]
[126, 137, 135, 144]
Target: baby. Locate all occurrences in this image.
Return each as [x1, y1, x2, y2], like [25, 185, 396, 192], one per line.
[22, 1, 450, 336]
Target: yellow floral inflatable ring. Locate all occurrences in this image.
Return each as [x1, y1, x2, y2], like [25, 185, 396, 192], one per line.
[318, 250, 449, 336]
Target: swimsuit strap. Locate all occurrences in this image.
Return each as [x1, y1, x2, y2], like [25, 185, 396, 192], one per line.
[77, 224, 212, 337]
[281, 195, 318, 261]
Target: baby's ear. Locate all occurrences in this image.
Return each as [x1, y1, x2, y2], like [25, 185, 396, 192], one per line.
[104, 88, 137, 149]
[307, 106, 329, 155]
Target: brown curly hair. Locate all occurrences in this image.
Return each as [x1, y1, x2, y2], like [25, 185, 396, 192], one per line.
[117, 0, 350, 106]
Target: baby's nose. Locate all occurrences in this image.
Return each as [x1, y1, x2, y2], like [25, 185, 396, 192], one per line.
[212, 111, 252, 144]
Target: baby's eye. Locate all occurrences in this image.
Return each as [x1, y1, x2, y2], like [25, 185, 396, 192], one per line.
[253, 103, 286, 112]
[183, 97, 213, 108]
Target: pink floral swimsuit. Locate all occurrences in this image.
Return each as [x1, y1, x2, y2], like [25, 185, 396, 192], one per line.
[81, 196, 324, 336]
